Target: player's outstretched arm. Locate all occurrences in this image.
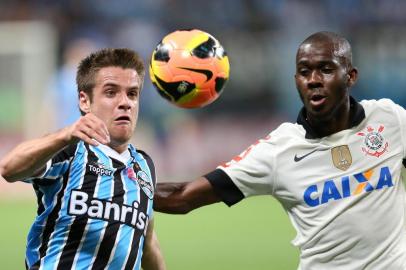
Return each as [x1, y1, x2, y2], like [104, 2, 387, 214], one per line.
[153, 177, 221, 214]
[141, 218, 166, 270]
[0, 113, 110, 182]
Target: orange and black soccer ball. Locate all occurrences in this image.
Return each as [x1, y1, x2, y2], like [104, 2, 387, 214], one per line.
[149, 29, 230, 108]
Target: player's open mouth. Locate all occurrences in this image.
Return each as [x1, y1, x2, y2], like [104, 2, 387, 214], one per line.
[114, 115, 131, 124]
[310, 94, 326, 107]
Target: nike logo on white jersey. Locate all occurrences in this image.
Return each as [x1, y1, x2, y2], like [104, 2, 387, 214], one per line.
[294, 147, 330, 162]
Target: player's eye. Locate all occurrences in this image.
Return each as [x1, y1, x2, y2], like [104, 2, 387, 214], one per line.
[127, 89, 138, 99]
[105, 89, 116, 97]
[321, 67, 334, 74]
[298, 68, 310, 76]
[128, 91, 138, 99]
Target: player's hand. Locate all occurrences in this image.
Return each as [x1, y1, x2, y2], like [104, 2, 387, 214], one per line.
[64, 113, 110, 146]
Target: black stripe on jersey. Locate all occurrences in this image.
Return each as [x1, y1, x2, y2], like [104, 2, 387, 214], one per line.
[91, 159, 125, 269]
[205, 169, 244, 207]
[57, 144, 98, 269]
[32, 183, 45, 216]
[137, 150, 156, 188]
[124, 190, 149, 269]
[33, 178, 58, 186]
[52, 144, 78, 164]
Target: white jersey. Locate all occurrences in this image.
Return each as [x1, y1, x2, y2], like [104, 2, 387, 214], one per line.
[206, 98, 406, 270]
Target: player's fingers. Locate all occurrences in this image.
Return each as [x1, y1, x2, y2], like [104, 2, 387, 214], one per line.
[73, 130, 99, 146]
[71, 119, 106, 145]
[79, 114, 109, 143]
[81, 124, 109, 145]
[84, 114, 110, 142]
[89, 124, 110, 144]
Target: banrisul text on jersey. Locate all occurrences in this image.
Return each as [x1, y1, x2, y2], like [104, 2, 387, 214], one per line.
[69, 190, 149, 233]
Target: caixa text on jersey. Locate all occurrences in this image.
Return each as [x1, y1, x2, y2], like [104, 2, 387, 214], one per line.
[303, 166, 393, 207]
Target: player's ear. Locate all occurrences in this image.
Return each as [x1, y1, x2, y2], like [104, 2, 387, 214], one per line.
[347, 67, 358, 87]
[79, 91, 91, 114]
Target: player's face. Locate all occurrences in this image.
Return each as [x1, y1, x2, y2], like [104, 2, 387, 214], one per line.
[295, 41, 352, 121]
[89, 66, 141, 148]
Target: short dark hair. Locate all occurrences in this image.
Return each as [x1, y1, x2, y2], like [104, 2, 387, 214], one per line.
[298, 31, 353, 68]
[76, 48, 145, 99]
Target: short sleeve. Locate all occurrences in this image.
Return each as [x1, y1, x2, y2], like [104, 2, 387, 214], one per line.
[25, 144, 77, 184]
[206, 136, 275, 206]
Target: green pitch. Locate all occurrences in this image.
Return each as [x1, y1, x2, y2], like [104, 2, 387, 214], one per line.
[0, 196, 299, 270]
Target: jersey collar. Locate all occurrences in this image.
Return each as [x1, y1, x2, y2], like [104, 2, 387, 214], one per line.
[96, 143, 133, 164]
[296, 96, 365, 139]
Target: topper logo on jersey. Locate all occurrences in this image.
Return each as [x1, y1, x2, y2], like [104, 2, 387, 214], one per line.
[68, 190, 148, 234]
[303, 166, 393, 207]
[87, 162, 113, 176]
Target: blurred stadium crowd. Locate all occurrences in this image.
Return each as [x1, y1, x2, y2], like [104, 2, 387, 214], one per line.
[1, 0, 406, 188]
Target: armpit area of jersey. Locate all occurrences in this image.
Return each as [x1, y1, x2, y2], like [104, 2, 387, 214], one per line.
[205, 169, 244, 206]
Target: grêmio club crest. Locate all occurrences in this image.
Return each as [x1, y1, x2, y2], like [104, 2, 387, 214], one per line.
[127, 167, 154, 199]
[357, 125, 388, 157]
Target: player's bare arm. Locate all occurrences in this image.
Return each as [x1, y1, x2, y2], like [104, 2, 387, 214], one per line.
[141, 219, 166, 270]
[0, 113, 110, 182]
[153, 177, 221, 214]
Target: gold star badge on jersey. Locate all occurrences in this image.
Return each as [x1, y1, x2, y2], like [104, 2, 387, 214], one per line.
[331, 145, 352, 171]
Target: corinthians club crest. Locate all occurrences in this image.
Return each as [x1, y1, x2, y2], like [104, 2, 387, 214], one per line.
[357, 125, 388, 157]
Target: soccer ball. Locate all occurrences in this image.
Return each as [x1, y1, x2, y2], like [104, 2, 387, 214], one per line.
[149, 29, 230, 108]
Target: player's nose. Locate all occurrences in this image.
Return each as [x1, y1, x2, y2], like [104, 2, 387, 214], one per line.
[307, 70, 323, 89]
[118, 92, 133, 110]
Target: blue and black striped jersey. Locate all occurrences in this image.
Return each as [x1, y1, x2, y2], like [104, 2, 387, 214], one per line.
[25, 141, 156, 270]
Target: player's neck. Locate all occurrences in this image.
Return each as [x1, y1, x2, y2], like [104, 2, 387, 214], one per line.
[108, 141, 129, 154]
[307, 102, 351, 137]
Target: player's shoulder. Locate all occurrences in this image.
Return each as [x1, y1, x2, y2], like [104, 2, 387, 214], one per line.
[52, 142, 80, 163]
[257, 122, 307, 150]
[135, 149, 153, 163]
[131, 147, 155, 171]
[360, 98, 401, 113]
[270, 122, 306, 141]
[360, 98, 406, 123]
